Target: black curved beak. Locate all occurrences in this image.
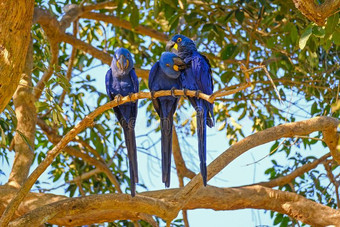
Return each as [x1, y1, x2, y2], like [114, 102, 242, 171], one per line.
[117, 55, 128, 70]
[173, 56, 187, 70]
[166, 40, 176, 52]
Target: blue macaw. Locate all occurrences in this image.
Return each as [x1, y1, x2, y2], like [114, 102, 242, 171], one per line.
[166, 35, 214, 186]
[148, 52, 186, 187]
[105, 48, 139, 196]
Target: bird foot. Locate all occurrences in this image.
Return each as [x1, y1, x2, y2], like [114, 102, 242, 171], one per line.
[128, 92, 136, 103]
[195, 90, 201, 98]
[115, 94, 123, 103]
[183, 88, 188, 98]
[151, 91, 156, 99]
[171, 87, 176, 98]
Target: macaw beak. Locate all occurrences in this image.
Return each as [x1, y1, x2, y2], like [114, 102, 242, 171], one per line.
[166, 40, 177, 52]
[116, 55, 129, 70]
[172, 56, 187, 70]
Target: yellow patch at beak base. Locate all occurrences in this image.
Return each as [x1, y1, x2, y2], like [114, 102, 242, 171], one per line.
[116, 61, 120, 69]
[173, 65, 179, 71]
[174, 43, 178, 50]
[125, 59, 129, 69]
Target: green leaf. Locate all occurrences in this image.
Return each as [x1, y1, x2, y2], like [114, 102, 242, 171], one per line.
[0, 127, 6, 147]
[311, 102, 318, 115]
[35, 101, 49, 112]
[333, 29, 340, 45]
[221, 44, 237, 60]
[325, 13, 339, 37]
[235, 9, 244, 24]
[299, 25, 313, 49]
[16, 130, 34, 152]
[312, 26, 325, 38]
[130, 4, 139, 28]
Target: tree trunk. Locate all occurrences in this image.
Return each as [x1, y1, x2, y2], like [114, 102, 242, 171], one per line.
[8, 39, 36, 188]
[0, 0, 35, 113]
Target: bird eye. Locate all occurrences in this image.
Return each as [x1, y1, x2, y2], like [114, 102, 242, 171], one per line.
[177, 37, 182, 43]
[166, 64, 170, 67]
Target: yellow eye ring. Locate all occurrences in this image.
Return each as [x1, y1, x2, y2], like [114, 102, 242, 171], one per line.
[166, 64, 170, 67]
[177, 37, 182, 43]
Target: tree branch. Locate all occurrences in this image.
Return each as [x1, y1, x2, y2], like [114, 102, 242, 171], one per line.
[33, 41, 59, 100]
[36, 118, 122, 193]
[80, 12, 168, 42]
[172, 127, 195, 179]
[173, 116, 339, 211]
[246, 152, 331, 188]
[292, 0, 340, 25]
[58, 20, 78, 107]
[4, 185, 340, 226]
[0, 0, 35, 113]
[7, 38, 36, 188]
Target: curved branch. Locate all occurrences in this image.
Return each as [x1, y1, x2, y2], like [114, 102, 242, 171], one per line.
[172, 128, 195, 179]
[36, 119, 122, 193]
[6, 185, 340, 226]
[81, 12, 168, 42]
[247, 152, 331, 188]
[173, 116, 339, 209]
[33, 41, 59, 100]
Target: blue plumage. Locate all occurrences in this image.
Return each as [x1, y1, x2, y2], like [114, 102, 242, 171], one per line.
[105, 48, 139, 196]
[148, 52, 185, 187]
[167, 35, 214, 186]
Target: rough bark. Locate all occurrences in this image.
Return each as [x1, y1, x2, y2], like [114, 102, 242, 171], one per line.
[0, 0, 35, 113]
[292, 0, 340, 25]
[7, 39, 36, 188]
[1, 185, 339, 227]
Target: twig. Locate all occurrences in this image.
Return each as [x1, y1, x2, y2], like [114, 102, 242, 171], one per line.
[58, 19, 78, 107]
[33, 41, 59, 100]
[245, 153, 331, 188]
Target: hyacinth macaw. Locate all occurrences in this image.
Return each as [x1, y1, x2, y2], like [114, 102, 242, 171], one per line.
[105, 48, 139, 196]
[166, 35, 214, 186]
[148, 52, 186, 187]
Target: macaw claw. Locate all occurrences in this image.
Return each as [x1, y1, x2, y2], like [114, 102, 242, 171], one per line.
[195, 90, 201, 98]
[183, 88, 188, 98]
[115, 94, 123, 103]
[129, 92, 136, 103]
[171, 87, 176, 98]
[151, 91, 156, 99]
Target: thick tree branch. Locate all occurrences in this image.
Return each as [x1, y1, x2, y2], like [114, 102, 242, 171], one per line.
[173, 116, 340, 210]
[292, 0, 340, 25]
[0, 0, 35, 113]
[3, 185, 340, 226]
[7, 39, 36, 188]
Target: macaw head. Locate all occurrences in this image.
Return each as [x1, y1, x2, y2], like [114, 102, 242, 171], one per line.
[166, 34, 197, 58]
[111, 48, 134, 76]
[159, 52, 187, 79]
